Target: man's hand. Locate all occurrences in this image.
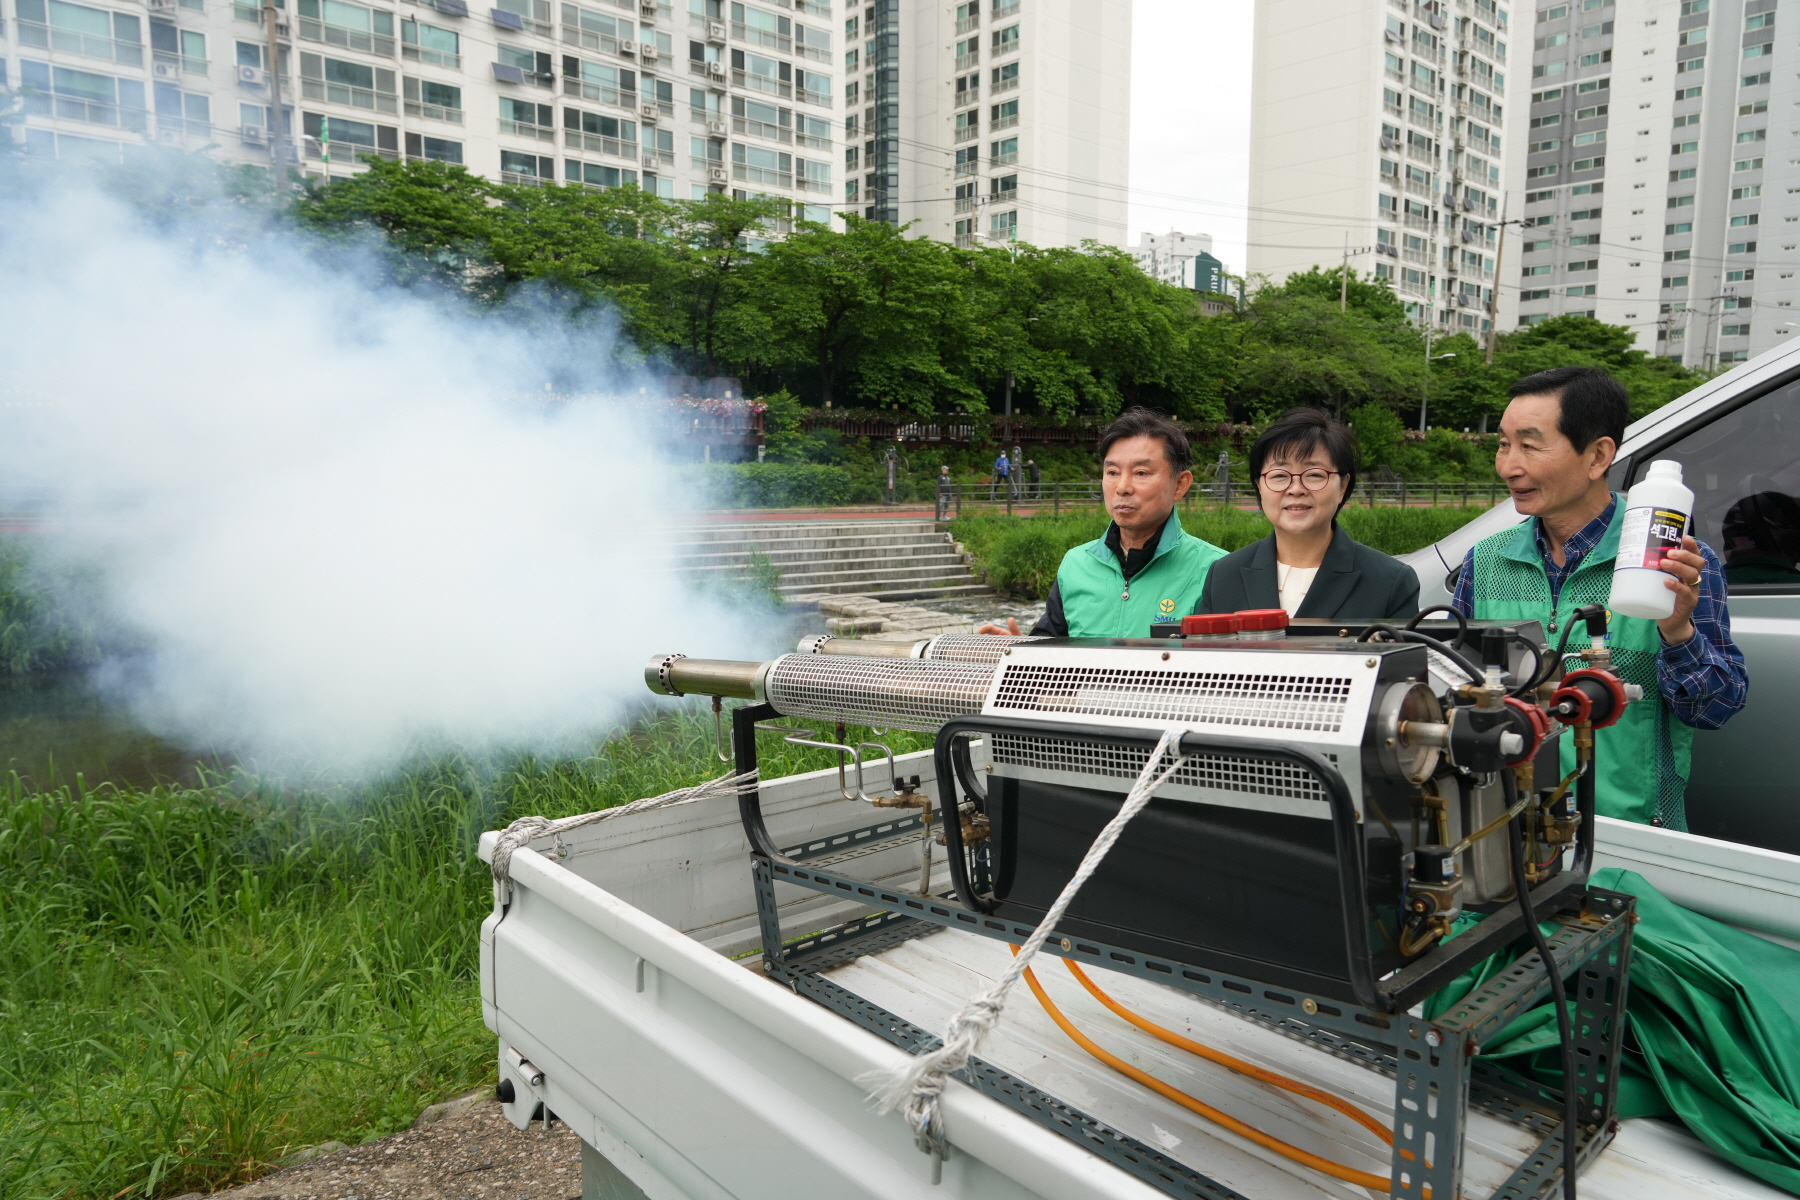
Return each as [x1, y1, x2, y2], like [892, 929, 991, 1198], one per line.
[1656, 535, 1706, 644]
[977, 617, 1022, 636]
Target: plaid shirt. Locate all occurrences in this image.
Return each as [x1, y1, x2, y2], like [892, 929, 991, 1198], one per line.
[1452, 498, 1748, 730]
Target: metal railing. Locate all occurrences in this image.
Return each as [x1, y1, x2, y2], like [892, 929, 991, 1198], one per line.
[955, 14, 977, 33]
[735, 115, 791, 142]
[567, 128, 632, 155]
[500, 118, 556, 140]
[154, 49, 210, 75]
[302, 77, 398, 112]
[989, 111, 1017, 130]
[734, 69, 790, 98]
[955, 50, 978, 69]
[937, 478, 1509, 519]
[406, 99, 463, 121]
[299, 18, 394, 55]
[404, 43, 460, 67]
[797, 86, 829, 106]
[18, 20, 143, 64]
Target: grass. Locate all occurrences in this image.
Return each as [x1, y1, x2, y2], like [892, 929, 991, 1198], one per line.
[951, 504, 1494, 598]
[0, 706, 929, 1199]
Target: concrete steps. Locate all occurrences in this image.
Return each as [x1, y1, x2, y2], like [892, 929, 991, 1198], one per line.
[672, 520, 989, 599]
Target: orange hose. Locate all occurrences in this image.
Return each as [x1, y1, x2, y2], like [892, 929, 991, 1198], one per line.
[1061, 958, 1393, 1147]
[1012, 949, 1390, 1193]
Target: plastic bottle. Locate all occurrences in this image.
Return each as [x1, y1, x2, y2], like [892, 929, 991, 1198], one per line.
[1610, 460, 1694, 620]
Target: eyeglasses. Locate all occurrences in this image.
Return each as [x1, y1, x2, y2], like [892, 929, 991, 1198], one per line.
[1259, 469, 1341, 492]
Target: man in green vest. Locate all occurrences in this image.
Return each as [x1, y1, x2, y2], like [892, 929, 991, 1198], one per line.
[979, 408, 1228, 638]
[1452, 366, 1748, 829]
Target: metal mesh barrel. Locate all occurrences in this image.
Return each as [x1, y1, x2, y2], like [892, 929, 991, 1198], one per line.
[921, 633, 1042, 665]
[762, 653, 995, 731]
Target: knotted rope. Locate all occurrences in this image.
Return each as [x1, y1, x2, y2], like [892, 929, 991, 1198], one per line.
[489, 768, 761, 889]
[865, 728, 1190, 1161]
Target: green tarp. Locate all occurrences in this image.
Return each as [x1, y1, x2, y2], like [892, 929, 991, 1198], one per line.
[1423, 868, 1800, 1194]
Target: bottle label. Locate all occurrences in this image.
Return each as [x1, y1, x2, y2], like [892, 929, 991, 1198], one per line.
[1615, 505, 1687, 571]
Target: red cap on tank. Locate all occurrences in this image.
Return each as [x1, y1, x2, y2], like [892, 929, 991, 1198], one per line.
[1180, 613, 1240, 636]
[1234, 608, 1291, 631]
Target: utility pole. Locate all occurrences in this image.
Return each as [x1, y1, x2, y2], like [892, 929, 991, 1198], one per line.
[263, 0, 285, 175]
[1486, 205, 1516, 365]
[1341, 233, 1350, 311]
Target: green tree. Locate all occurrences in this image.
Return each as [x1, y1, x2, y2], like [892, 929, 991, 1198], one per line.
[292, 158, 499, 293]
[1495, 315, 1703, 419]
[1230, 273, 1424, 420]
[729, 216, 972, 414]
[667, 193, 793, 374]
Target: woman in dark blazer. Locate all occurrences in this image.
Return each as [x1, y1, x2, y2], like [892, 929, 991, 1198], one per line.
[1197, 408, 1419, 620]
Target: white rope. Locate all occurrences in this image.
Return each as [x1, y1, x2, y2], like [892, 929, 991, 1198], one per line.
[489, 768, 760, 889]
[865, 728, 1190, 1160]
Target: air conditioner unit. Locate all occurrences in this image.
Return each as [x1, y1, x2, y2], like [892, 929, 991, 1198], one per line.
[152, 60, 181, 79]
[642, 154, 659, 167]
[707, 60, 725, 75]
[240, 124, 267, 141]
[707, 119, 726, 134]
[146, 0, 176, 9]
[709, 166, 728, 182]
[238, 64, 267, 86]
[618, 40, 634, 52]
[640, 102, 659, 119]
[707, 20, 725, 40]
[156, 127, 183, 144]
[639, 0, 656, 11]
[639, 41, 658, 59]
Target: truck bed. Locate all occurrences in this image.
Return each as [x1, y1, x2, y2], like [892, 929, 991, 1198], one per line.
[479, 748, 1800, 1200]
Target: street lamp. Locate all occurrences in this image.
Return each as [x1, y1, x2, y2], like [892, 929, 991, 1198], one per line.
[1419, 353, 1457, 433]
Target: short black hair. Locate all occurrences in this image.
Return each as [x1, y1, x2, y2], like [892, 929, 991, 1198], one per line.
[1097, 407, 1193, 474]
[1249, 407, 1359, 514]
[1508, 365, 1629, 455]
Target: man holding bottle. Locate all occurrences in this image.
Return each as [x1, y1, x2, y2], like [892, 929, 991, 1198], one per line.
[1452, 366, 1748, 829]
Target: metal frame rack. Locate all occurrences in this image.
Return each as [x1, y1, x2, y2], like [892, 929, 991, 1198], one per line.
[731, 704, 1637, 1200]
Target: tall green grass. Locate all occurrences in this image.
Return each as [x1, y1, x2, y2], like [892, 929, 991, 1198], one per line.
[0, 708, 929, 1199]
[951, 504, 1493, 598]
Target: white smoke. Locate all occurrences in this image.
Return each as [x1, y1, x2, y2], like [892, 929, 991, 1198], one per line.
[0, 163, 771, 772]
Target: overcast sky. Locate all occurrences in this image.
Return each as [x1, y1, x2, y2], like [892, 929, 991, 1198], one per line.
[1128, 0, 1253, 272]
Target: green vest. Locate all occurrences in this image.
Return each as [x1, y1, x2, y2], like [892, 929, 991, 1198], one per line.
[1056, 516, 1227, 638]
[1468, 497, 1693, 829]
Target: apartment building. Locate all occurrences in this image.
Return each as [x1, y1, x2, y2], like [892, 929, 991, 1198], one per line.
[1248, 0, 1517, 339]
[2, 0, 1127, 249]
[1134, 230, 1222, 289]
[1505, 0, 1797, 367]
[892, 0, 1127, 248]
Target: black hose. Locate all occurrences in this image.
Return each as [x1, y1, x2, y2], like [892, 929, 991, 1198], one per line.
[1406, 605, 1468, 643]
[1357, 622, 1486, 684]
[1506, 634, 1544, 699]
[1528, 616, 1582, 693]
[1507, 778, 1579, 1200]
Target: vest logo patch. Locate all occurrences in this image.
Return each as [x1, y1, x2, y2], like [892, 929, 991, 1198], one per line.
[1159, 598, 1175, 614]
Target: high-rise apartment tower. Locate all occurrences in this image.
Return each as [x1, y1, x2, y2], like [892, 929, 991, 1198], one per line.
[4, 0, 1128, 248]
[1249, 0, 1518, 339]
[1504, 0, 1797, 367]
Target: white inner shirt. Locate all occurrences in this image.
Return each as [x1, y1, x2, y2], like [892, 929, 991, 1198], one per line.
[1276, 562, 1319, 616]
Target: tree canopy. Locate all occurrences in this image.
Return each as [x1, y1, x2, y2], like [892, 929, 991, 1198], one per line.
[289, 161, 1708, 428]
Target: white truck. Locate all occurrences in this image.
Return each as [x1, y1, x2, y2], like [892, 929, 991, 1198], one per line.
[478, 742, 1800, 1200]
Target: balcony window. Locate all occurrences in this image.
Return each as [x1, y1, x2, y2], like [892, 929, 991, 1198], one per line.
[731, 48, 790, 98]
[566, 158, 638, 188]
[794, 22, 830, 62]
[306, 111, 399, 165]
[17, 0, 143, 66]
[795, 68, 829, 106]
[796, 112, 830, 149]
[990, 23, 1017, 55]
[733, 93, 791, 141]
[152, 82, 210, 137]
[990, 97, 1016, 130]
[731, 3, 791, 52]
[495, 0, 552, 37]
[501, 96, 556, 139]
[565, 56, 637, 106]
[298, 0, 395, 56]
[989, 135, 1016, 164]
[991, 60, 1017, 91]
[954, 1, 977, 33]
[955, 35, 978, 70]
[404, 76, 463, 121]
[565, 106, 636, 155]
[732, 140, 792, 186]
[405, 131, 462, 162]
[988, 208, 1016, 239]
[301, 51, 398, 111]
[402, 19, 460, 67]
[954, 108, 977, 142]
[150, 23, 210, 76]
[561, 4, 625, 53]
